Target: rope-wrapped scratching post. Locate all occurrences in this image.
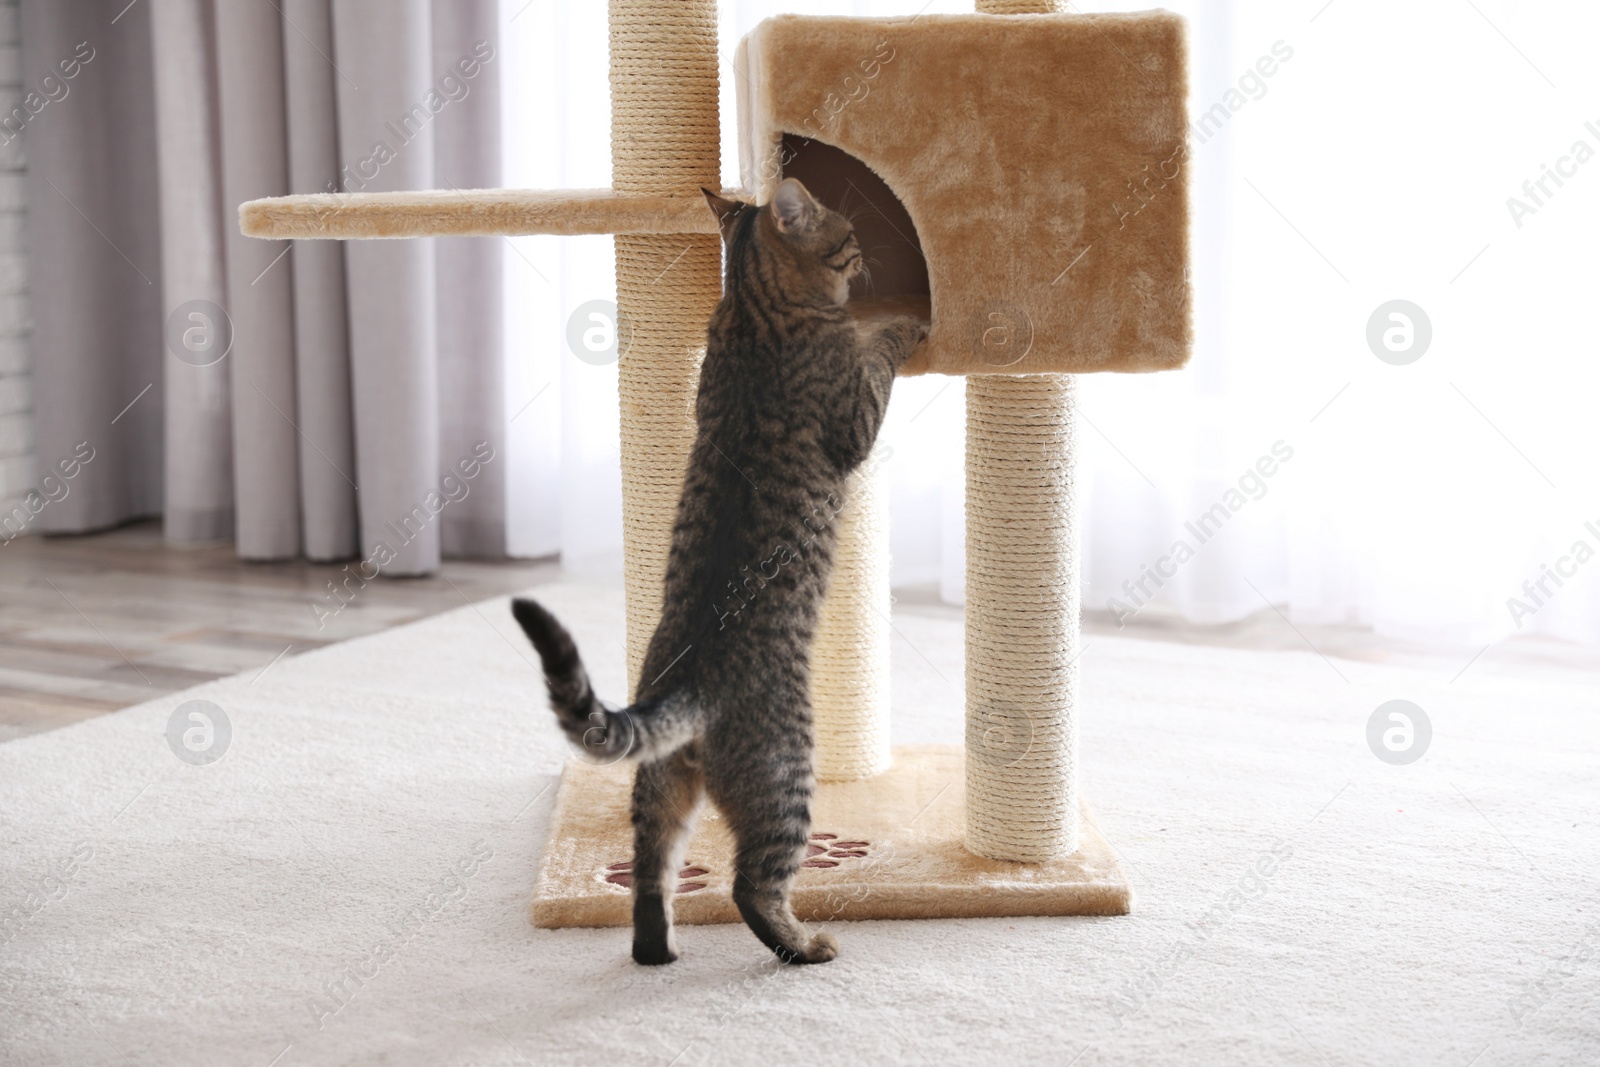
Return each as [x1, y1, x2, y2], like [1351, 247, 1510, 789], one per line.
[965, 374, 1080, 860]
[966, 0, 1080, 862]
[977, 0, 1062, 11]
[610, 0, 723, 695]
[614, 0, 892, 781]
[809, 465, 892, 780]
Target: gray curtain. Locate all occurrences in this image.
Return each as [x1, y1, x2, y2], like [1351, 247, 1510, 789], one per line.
[283, 0, 358, 562]
[432, 0, 505, 560]
[20, 0, 505, 573]
[20, 1, 164, 532]
[150, 0, 234, 544]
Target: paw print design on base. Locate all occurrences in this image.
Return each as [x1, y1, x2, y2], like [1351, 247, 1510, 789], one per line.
[600, 861, 711, 894]
[800, 832, 870, 869]
[597, 834, 869, 891]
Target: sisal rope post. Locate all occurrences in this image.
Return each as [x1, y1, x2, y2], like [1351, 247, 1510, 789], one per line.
[610, 0, 891, 782]
[965, 0, 1080, 862]
[809, 465, 892, 780]
[609, 0, 723, 696]
[964, 375, 1080, 861]
[976, 0, 1063, 10]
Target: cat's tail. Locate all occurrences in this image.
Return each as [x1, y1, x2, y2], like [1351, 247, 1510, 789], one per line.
[510, 597, 697, 764]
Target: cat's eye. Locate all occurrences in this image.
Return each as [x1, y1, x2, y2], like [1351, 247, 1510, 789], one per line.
[823, 235, 859, 271]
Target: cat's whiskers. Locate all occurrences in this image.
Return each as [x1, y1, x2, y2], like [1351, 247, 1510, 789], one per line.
[853, 260, 877, 297]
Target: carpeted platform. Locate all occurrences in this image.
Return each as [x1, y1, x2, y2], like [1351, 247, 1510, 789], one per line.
[534, 749, 1130, 929]
[1, 575, 1596, 1066]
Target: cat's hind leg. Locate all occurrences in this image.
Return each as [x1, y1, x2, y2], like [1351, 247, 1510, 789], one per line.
[630, 743, 704, 965]
[719, 746, 837, 965]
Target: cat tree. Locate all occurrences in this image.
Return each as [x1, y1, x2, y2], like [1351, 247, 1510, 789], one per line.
[242, 0, 1189, 925]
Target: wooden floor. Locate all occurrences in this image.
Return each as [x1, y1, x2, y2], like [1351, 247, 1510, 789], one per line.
[3, 520, 1594, 743]
[0, 520, 559, 742]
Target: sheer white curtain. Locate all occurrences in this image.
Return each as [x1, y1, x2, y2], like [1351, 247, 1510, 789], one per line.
[500, 0, 616, 570]
[1079, 0, 1600, 648]
[501, 0, 1600, 649]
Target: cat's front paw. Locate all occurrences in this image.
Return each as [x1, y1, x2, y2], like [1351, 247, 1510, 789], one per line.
[894, 315, 929, 347]
[882, 316, 928, 369]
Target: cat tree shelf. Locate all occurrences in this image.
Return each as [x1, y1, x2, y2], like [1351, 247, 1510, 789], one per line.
[239, 187, 728, 239]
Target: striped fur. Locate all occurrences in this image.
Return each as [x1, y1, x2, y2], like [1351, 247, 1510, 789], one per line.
[513, 178, 925, 965]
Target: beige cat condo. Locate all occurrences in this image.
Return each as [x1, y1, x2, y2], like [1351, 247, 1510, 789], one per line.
[243, 1, 1189, 925]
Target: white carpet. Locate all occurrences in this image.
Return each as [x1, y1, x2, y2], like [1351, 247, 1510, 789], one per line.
[1, 575, 1596, 1066]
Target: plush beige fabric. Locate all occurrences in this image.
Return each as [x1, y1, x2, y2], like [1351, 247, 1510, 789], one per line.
[739, 12, 1191, 376]
[238, 187, 724, 239]
[532, 745, 1131, 928]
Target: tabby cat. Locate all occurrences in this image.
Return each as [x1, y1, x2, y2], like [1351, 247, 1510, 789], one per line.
[512, 177, 925, 965]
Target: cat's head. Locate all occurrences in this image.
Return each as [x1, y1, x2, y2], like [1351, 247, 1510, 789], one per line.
[702, 179, 861, 306]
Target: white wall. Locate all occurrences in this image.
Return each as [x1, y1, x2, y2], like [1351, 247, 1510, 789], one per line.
[0, 0, 31, 524]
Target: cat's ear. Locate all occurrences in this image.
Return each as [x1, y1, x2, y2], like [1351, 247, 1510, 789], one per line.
[702, 188, 745, 237]
[771, 178, 821, 235]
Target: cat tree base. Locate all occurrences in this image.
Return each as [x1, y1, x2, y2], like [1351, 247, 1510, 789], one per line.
[531, 744, 1131, 928]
